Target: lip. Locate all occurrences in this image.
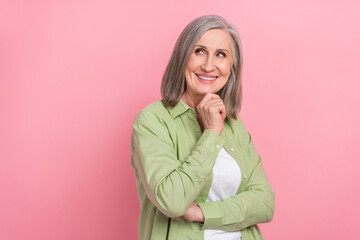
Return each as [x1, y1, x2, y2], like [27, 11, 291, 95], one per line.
[195, 73, 218, 83]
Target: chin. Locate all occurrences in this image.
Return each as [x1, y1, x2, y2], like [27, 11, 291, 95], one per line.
[199, 88, 220, 94]
[196, 90, 214, 95]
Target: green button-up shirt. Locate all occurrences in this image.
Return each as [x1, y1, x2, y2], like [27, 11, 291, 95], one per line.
[131, 100, 274, 240]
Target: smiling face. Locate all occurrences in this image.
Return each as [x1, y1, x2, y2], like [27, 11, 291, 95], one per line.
[184, 29, 233, 103]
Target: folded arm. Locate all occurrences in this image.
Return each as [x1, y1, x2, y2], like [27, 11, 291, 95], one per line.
[197, 132, 275, 231]
[131, 111, 225, 217]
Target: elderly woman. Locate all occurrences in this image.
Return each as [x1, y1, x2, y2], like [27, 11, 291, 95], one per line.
[131, 15, 274, 240]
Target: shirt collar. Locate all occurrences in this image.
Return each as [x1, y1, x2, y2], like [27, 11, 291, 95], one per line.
[167, 100, 196, 119]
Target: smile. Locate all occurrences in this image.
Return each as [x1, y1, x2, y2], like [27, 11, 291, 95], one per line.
[196, 74, 218, 81]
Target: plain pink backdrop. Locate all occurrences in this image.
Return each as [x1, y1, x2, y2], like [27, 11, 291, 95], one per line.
[1, 0, 360, 239]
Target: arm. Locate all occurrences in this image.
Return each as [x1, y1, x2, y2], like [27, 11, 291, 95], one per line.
[197, 132, 275, 231]
[131, 111, 224, 218]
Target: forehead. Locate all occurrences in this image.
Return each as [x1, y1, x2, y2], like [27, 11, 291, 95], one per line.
[196, 29, 232, 50]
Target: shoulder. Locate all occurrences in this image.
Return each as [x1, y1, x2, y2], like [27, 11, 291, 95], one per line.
[225, 116, 252, 146]
[226, 115, 247, 134]
[132, 101, 175, 143]
[133, 100, 172, 126]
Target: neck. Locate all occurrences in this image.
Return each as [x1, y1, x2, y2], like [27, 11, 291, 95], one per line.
[181, 92, 206, 132]
[180, 92, 203, 110]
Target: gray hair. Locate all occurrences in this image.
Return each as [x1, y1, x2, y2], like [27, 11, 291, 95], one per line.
[161, 15, 243, 119]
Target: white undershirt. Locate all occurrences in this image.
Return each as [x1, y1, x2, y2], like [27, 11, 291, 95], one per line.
[204, 147, 242, 240]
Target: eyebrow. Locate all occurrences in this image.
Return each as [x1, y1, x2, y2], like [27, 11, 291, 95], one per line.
[195, 44, 230, 54]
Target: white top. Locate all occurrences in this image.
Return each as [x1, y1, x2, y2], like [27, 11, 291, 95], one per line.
[204, 147, 242, 240]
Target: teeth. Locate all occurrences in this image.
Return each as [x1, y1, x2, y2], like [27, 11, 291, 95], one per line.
[196, 74, 217, 81]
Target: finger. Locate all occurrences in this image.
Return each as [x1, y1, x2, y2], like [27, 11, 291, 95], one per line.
[208, 93, 222, 101]
[201, 99, 225, 108]
[200, 93, 215, 102]
[201, 100, 226, 113]
[218, 103, 226, 115]
[218, 104, 227, 121]
[198, 99, 224, 110]
[200, 93, 221, 104]
[212, 103, 226, 121]
[197, 96, 223, 114]
[220, 110, 226, 121]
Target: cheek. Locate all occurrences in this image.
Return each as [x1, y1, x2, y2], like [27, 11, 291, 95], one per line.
[186, 56, 199, 71]
[218, 61, 232, 75]
[219, 63, 232, 87]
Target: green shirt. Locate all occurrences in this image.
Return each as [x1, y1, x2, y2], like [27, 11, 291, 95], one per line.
[131, 100, 275, 240]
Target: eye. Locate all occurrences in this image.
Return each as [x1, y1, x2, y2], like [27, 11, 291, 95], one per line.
[217, 52, 226, 57]
[195, 48, 205, 54]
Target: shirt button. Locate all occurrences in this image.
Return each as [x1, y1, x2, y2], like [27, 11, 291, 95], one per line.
[216, 144, 220, 149]
[230, 147, 234, 151]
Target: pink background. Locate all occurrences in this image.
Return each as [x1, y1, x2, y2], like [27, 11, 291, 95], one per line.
[1, 0, 360, 239]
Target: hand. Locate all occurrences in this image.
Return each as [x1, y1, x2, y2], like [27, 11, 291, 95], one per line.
[168, 203, 204, 222]
[182, 202, 204, 222]
[197, 93, 226, 135]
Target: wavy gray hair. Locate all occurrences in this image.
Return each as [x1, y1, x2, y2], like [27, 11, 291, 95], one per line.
[161, 15, 243, 119]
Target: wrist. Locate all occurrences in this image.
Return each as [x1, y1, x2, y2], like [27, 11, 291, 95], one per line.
[206, 127, 222, 136]
[195, 203, 205, 222]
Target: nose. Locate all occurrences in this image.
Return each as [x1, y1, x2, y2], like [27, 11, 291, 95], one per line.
[201, 55, 215, 72]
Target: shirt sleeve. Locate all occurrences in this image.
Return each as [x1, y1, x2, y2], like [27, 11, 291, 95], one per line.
[197, 131, 275, 231]
[131, 111, 225, 218]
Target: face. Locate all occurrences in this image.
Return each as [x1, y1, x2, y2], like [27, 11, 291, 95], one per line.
[184, 29, 233, 99]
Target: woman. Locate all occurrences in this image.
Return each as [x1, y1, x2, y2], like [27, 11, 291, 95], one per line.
[131, 15, 274, 240]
